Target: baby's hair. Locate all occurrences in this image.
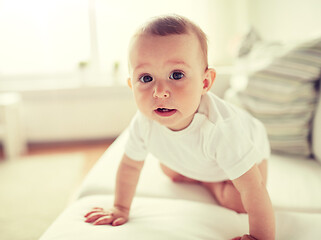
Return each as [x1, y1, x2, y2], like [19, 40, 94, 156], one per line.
[135, 14, 208, 69]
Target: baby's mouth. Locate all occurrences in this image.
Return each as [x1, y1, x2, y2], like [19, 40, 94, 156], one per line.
[154, 108, 177, 116]
[157, 108, 174, 112]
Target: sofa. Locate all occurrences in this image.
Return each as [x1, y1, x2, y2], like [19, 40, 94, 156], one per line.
[40, 38, 321, 239]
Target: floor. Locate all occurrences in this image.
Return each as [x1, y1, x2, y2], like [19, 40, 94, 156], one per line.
[0, 138, 115, 180]
[0, 139, 116, 240]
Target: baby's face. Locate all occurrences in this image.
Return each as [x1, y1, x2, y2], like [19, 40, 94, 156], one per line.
[128, 33, 213, 131]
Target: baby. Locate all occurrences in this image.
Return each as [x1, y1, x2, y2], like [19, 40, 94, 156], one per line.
[85, 15, 275, 240]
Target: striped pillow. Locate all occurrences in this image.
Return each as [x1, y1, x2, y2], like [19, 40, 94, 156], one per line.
[238, 38, 321, 157]
[313, 81, 321, 162]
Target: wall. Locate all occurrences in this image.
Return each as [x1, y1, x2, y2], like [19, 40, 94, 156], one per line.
[206, 0, 252, 66]
[206, 0, 321, 66]
[247, 0, 321, 43]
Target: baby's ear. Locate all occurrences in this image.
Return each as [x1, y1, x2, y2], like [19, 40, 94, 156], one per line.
[202, 68, 216, 94]
[127, 78, 132, 89]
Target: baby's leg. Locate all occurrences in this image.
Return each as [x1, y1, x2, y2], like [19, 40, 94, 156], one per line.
[159, 163, 201, 184]
[202, 160, 268, 214]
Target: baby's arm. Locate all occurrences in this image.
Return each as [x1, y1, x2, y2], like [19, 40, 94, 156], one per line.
[84, 154, 144, 226]
[232, 165, 275, 240]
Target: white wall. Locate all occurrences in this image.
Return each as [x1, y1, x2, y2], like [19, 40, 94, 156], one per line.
[207, 0, 250, 66]
[247, 0, 321, 43]
[206, 0, 321, 66]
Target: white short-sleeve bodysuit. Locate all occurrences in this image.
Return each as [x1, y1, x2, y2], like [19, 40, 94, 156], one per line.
[125, 92, 270, 182]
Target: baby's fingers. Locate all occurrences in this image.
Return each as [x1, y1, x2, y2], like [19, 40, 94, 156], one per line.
[94, 216, 127, 226]
[84, 211, 99, 218]
[112, 217, 127, 226]
[84, 207, 107, 218]
[93, 215, 115, 225]
[85, 212, 110, 223]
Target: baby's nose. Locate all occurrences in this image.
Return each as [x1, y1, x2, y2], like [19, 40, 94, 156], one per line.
[153, 83, 170, 98]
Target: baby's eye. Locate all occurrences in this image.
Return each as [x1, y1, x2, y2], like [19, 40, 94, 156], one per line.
[169, 71, 184, 80]
[139, 75, 153, 83]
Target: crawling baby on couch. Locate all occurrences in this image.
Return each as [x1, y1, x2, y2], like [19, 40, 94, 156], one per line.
[84, 14, 275, 240]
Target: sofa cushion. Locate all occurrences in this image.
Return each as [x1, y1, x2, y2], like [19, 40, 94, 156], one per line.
[267, 154, 321, 211]
[40, 195, 321, 240]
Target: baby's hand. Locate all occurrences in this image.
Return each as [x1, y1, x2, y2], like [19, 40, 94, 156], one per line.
[84, 206, 129, 226]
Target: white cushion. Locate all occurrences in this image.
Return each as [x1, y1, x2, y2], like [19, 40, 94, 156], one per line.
[268, 154, 321, 211]
[40, 195, 321, 240]
[313, 84, 321, 162]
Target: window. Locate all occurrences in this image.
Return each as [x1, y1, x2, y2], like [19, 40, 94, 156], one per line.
[0, 0, 90, 89]
[0, 0, 211, 90]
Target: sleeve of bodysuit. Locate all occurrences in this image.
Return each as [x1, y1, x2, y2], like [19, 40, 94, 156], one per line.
[212, 117, 265, 180]
[124, 111, 149, 161]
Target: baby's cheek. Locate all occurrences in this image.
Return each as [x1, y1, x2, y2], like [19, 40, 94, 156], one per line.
[134, 92, 152, 109]
[135, 83, 154, 95]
